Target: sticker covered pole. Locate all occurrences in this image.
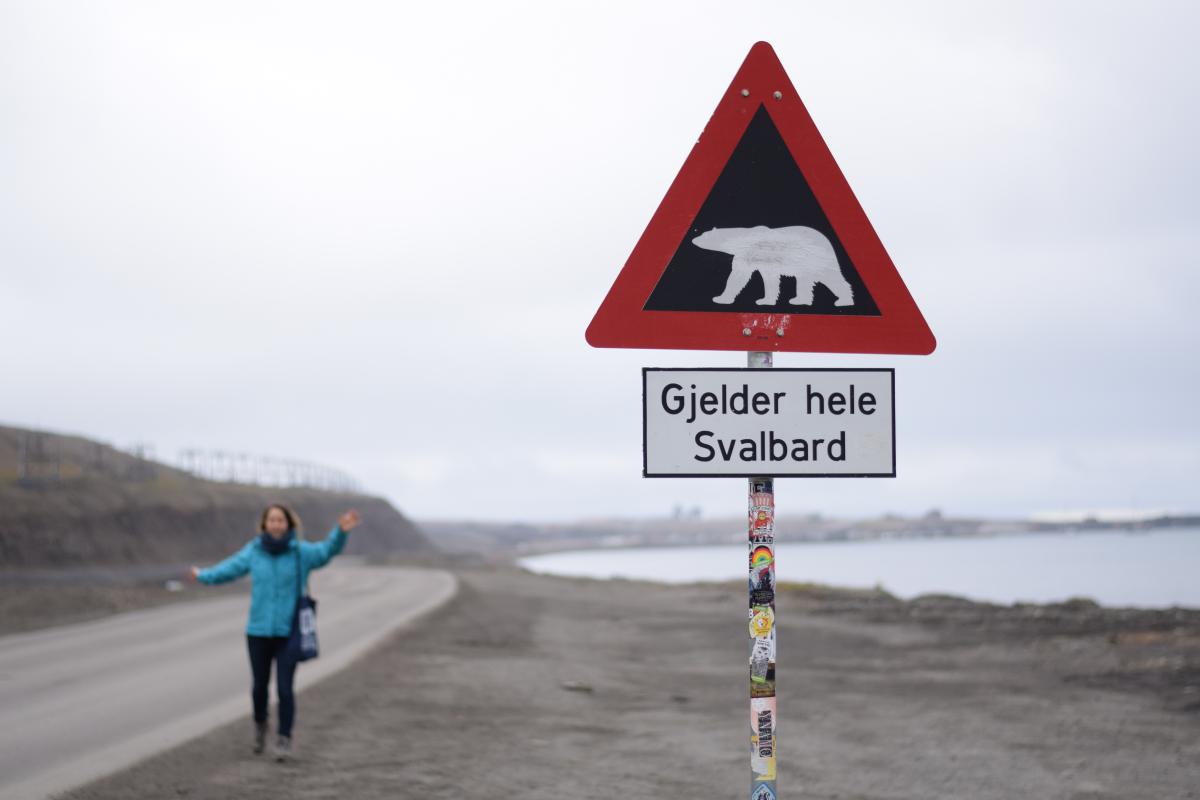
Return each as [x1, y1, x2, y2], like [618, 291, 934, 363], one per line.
[747, 350, 777, 800]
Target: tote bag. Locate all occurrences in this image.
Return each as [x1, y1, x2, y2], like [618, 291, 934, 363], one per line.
[286, 549, 319, 662]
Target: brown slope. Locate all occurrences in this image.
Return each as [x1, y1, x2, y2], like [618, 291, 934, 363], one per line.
[0, 425, 434, 568]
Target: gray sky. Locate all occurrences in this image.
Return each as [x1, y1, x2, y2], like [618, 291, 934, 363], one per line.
[3, 1, 1198, 522]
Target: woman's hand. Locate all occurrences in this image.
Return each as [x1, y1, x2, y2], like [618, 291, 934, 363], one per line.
[187, 566, 200, 583]
[338, 509, 362, 532]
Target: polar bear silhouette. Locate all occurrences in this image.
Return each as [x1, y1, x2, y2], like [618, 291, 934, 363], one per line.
[692, 225, 855, 307]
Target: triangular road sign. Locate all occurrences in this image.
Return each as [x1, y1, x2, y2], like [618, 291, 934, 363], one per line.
[586, 42, 936, 355]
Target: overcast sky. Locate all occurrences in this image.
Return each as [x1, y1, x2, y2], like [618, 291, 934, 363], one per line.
[2, 1, 1197, 523]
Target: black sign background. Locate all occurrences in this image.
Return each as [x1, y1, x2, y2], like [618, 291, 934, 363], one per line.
[643, 105, 879, 316]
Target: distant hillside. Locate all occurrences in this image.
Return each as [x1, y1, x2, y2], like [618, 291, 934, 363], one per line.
[424, 510, 1200, 560]
[0, 425, 435, 568]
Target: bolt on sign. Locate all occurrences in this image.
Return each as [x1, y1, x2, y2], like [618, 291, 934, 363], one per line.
[586, 41, 936, 800]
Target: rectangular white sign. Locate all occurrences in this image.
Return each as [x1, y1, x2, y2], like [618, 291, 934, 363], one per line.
[643, 368, 895, 477]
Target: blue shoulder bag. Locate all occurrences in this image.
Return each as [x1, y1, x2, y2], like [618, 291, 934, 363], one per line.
[286, 548, 319, 662]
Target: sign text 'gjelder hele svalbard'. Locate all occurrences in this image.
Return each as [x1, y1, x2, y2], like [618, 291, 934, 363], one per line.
[642, 369, 895, 477]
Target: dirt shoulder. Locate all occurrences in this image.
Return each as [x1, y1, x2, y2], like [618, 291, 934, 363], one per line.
[62, 568, 1199, 800]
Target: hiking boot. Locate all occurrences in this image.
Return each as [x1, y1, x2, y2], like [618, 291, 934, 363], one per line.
[273, 734, 293, 762]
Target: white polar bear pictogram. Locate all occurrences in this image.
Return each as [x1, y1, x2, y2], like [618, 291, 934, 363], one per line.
[692, 225, 855, 307]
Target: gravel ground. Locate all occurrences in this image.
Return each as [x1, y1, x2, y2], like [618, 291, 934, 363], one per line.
[59, 567, 1200, 800]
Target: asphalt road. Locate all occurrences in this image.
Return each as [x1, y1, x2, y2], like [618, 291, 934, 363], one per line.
[0, 561, 456, 800]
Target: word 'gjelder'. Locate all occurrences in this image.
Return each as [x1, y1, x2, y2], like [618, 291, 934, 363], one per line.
[661, 383, 786, 424]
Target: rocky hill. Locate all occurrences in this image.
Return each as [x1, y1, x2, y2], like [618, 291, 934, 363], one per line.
[0, 425, 435, 568]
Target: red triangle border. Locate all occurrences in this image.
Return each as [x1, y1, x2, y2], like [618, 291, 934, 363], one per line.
[586, 41, 936, 355]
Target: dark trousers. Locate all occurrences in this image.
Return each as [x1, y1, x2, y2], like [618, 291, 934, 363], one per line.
[247, 635, 298, 737]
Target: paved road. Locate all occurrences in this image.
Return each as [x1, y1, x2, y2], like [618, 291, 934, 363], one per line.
[0, 562, 456, 800]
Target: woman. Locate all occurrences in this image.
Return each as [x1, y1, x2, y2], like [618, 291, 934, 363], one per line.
[187, 504, 362, 760]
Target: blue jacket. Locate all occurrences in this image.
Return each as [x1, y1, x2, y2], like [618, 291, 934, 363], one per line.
[198, 527, 348, 636]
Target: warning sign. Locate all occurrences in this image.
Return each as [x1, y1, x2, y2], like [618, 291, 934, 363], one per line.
[587, 42, 935, 355]
[643, 368, 894, 477]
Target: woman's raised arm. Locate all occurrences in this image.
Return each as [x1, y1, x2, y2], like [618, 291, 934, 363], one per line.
[302, 509, 362, 570]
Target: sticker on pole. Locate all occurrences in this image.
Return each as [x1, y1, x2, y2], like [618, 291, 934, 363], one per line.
[643, 368, 894, 477]
[586, 41, 935, 355]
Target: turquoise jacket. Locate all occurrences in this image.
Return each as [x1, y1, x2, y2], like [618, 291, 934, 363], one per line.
[197, 527, 348, 637]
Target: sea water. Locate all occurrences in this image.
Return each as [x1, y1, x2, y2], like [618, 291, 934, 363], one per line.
[520, 528, 1200, 608]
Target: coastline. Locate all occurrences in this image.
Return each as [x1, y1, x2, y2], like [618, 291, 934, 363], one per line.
[518, 527, 1200, 609]
[4, 527, 1198, 638]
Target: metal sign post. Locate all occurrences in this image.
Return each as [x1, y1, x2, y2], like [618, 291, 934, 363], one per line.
[747, 351, 777, 800]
